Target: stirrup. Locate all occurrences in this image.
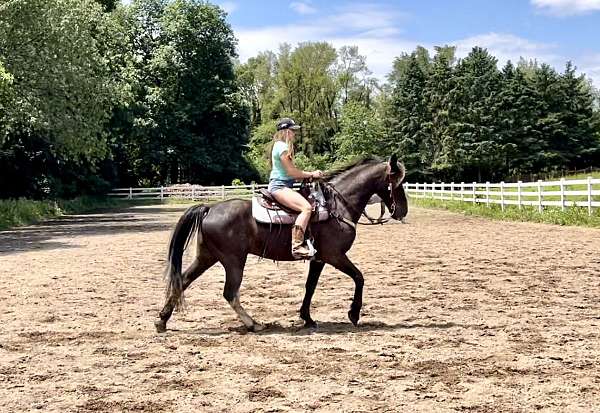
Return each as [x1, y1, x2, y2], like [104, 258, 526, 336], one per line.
[292, 242, 316, 260]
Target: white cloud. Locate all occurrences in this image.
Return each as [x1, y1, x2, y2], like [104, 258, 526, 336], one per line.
[454, 32, 560, 66]
[290, 1, 317, 15]
[578, 54, 600, 86]
[233, 3, 598, 86]
[235, 3, 413, 81]
[531, 0, 600, 16]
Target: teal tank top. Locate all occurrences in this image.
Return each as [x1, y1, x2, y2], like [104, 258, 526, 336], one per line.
[269, 141, 292, 180]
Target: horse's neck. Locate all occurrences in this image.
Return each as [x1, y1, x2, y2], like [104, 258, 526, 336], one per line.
[330, 164, 386, 222]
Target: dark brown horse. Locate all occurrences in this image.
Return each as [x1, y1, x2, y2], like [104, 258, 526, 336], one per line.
[155, 155, 408, 333]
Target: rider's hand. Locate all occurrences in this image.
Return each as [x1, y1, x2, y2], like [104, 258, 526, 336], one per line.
[312, 170, 324, 179]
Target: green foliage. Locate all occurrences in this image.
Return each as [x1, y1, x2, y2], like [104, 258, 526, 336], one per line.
[0, 196, 122, 230]
[293, 152, 333, 172]
[387, 46, 600, 183]
[0, 0, 119, 160]
[388, 51, 431, 179]
[334, 101, 387, 159]
[108, 0, 255, 186]
[1, 1, 599, 206]
[0, 62, 13, 140]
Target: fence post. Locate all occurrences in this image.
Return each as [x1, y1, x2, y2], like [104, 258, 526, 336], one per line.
[517, 181, 522, 210]
[560, 178, 565, 211]
[538, 180, 543, 213]
[191, 186, 195, 201]
[472, 182, 476, 205]
[486, 181, 490, 207]
[160, 186, 164, 200]
[588, 176, 593, 216]
[221, 185, 225, 200]
[461, 182, 465, 201]
[500, 181, 505, 212]
[431, 182, 435, 199]
[251, 182, 255, 196]
[129, 187, 132, 200]
[450, 182, 454, 201]
[423, 182, 426, 198]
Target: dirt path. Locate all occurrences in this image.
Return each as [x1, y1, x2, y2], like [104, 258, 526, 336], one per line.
[1, 204, 599, 412]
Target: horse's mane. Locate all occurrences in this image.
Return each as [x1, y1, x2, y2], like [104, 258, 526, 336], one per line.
[325, 155, 383, 181]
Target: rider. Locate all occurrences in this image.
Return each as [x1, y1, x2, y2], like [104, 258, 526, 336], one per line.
[268, 118, 324, 259]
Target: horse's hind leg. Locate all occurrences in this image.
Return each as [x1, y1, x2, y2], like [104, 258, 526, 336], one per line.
[222, 256, 264, 332]
[155, 248, 217, 333]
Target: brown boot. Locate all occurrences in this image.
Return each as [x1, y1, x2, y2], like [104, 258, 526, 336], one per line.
[292, 225, 314, 260]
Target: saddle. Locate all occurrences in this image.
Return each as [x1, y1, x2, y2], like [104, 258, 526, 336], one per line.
[252, 184, 330, 225]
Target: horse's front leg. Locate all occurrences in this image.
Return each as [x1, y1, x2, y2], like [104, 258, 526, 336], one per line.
[329, 254, 363, 326]
[300, 260, 325, 328]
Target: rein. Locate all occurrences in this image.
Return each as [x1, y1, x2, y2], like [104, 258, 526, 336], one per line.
[320, 175, 396, 229]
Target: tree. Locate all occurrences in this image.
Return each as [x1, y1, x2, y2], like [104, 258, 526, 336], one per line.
[95, 0, 118, 12]
[0, 0, 123, 198]
[423, 46, 456, 177]
[495, 61, 544, 176]
[447, 47, 502, 181]
[334, 101, 387, 160]
[236, 51, 277, 128]
[272, 42, 339, 156]
[0, 62, 13, 140]
[117, 0, 253, 185]
[0, 0, 119, 160]
[554, 62, 600, 168]
[336, 46, 374, 106]
[388, 51, 431, 179]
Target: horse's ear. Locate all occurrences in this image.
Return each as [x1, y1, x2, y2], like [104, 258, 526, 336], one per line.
[388, 154, 399, 173]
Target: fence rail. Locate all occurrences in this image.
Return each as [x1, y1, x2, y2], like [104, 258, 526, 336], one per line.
[109, 177, 600, 216]
[404, 178, 600, 216]
[108, 183, 270, 201]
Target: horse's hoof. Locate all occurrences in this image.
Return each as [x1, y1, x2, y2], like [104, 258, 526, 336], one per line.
[249, 323, 266, 332]
[303, 320, 318, 329]
[154, 319, 167, 333]
[348, 310, 360, 327]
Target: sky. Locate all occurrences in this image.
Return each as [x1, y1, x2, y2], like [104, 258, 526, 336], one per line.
[210, 0, 600, 86]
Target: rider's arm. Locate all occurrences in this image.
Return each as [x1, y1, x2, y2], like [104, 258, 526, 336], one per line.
[280, 152, 316, 180]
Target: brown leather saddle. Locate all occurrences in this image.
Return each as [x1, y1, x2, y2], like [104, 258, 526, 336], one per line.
[252, 186, 329, 225]
[256, 188, 300, 213]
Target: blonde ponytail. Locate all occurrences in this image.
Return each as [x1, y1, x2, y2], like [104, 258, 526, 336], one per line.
[273, 129, 295, 159]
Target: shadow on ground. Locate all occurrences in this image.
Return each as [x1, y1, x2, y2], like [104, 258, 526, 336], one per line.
[0, 205, 188, 255]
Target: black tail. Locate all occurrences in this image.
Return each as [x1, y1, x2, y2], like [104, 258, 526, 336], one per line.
[164, 204, 209, 310]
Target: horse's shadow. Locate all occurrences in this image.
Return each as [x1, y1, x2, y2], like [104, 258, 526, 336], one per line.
[176, 319, 503, 336]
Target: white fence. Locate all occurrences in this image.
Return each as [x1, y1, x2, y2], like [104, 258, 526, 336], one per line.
[109, 177, 600, 216]
[404, 178, 600, 216]
[108, 183, 269, 201]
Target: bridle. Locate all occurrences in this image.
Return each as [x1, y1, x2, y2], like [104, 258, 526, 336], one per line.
[320, 168, 401, 229]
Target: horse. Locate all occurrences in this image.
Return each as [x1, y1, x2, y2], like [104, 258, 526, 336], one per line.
[154, 154, 408, 333]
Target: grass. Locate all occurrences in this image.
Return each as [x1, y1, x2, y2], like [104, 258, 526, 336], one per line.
[411, 197, 600, 228]
[0, 196, 144, 231]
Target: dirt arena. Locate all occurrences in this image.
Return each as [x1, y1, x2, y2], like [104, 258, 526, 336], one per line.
[1, 203, 599, 412]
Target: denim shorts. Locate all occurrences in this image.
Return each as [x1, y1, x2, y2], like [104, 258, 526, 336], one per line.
[268, 178, 295, 194]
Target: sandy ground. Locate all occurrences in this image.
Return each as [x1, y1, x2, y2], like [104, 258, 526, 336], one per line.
[0, 203, 599, 412]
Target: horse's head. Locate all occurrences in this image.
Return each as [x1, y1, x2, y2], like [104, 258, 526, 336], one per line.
[375, 154, 408, 220]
